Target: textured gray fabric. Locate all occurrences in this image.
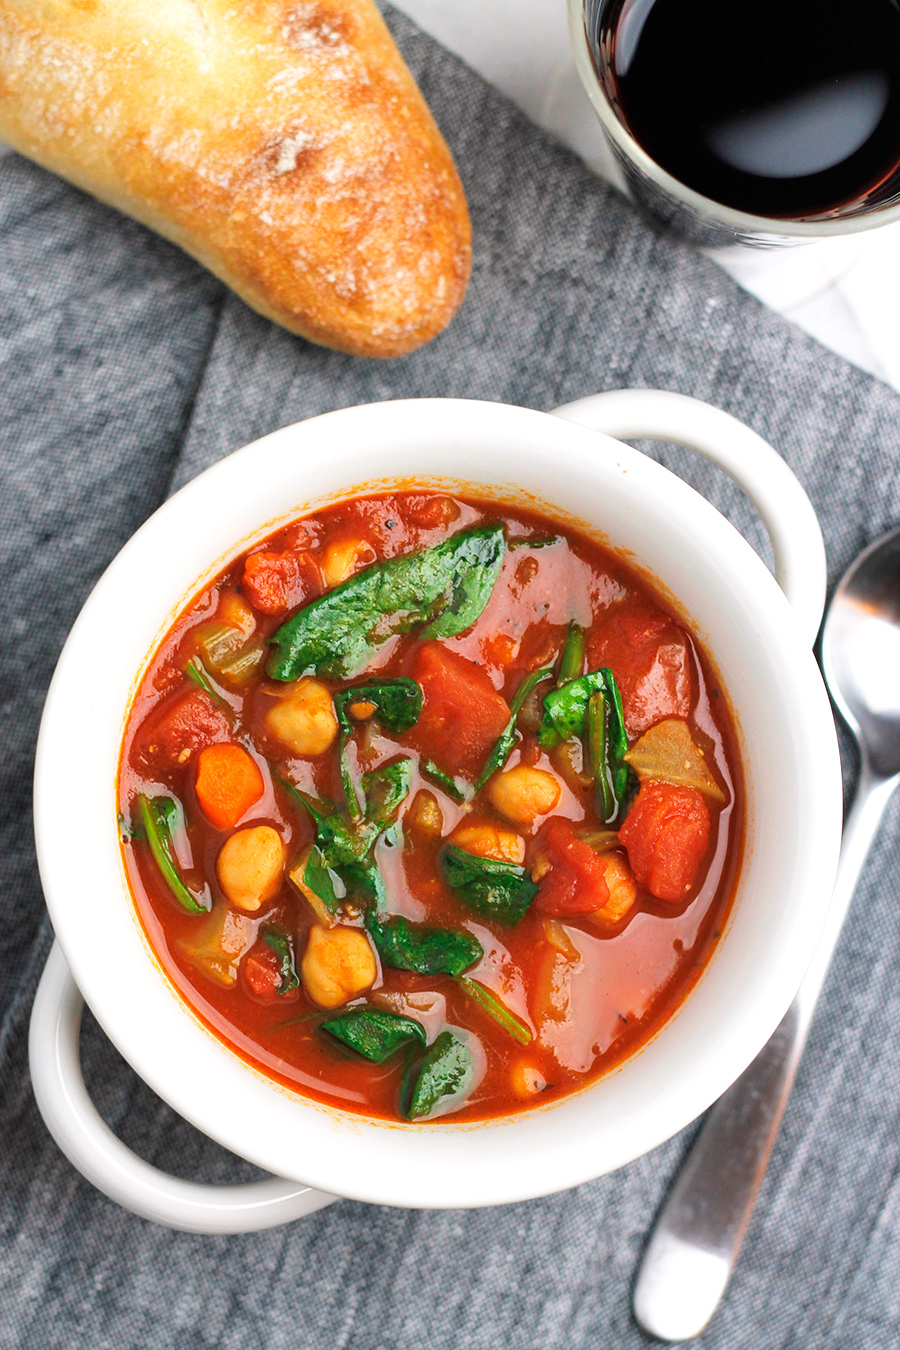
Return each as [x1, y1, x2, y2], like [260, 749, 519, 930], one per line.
[2, 9, 900, 1348]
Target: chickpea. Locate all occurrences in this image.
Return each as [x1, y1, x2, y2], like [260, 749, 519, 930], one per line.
[265, 678, 338, 756]
[219, 590, 256, 637]
[322, 537, 375, 590]
[450, 821, 525, 865]
[216, 825, 285, 912]
[301, 924, 377, 1008]
[509, 1059, 548, 1099]
[487, 765, 561, 827]
[408, 789, 443, 837]
[589, 852, 637, 926]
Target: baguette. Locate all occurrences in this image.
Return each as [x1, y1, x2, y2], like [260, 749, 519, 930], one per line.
[0, 0, 471, 357]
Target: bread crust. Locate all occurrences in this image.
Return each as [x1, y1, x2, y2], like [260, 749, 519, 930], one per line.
[0, 0, 471, 356]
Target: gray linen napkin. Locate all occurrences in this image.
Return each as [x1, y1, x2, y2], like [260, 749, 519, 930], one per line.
[2, 9, 900, 1349]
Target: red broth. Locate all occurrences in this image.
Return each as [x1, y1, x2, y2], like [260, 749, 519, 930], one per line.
[118, 492, 743, 1123]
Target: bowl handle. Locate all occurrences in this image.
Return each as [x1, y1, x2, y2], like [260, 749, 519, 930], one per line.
[553, 390, 826, 647]
[29, 941, 338, 1233]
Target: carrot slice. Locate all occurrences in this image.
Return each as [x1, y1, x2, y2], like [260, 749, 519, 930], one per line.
[195, 744, 264, 830]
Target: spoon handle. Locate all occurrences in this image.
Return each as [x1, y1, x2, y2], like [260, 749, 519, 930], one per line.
[633, 762, 897, 1342]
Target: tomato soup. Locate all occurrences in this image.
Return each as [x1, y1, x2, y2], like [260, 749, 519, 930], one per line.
[118, 492, 743, 1124]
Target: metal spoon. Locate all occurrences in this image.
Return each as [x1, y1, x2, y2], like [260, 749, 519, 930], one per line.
[633, 526, 900, 1342]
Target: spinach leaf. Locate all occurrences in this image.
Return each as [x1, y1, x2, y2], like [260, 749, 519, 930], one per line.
[537, 667, 630, 821]
[279, 769, 406, 862]
[335, 679, 423, 735]
[262, 927, 300, 995]
[267, 524, 506, 681]
[321, 1007, 426, 1062]
[137, 794, 210, 915]
[293, 846, 386, 924]
[341, 857, 387, 911]
[421, 759, 473, 805]
[474, 665, 555, 791]
[558, 621, 585, 684]
[334, 680, 422, 818]
[440, 845, 538, 925]
[457, 977, 532, 1045]
[601, 673, 629, 802]
[585, 675, 629, 822]
[537, 669, 606, 747]
[277, 775, 336, 829]
[404, 1030, 474, 1120]
[361, 760, 412, 830]
[299, 844, 346, 915]
[367, 915, 483, 976]
[311, 807, 368, 866]
[587, 690, 612, 821]
[280, 766, 408, 915]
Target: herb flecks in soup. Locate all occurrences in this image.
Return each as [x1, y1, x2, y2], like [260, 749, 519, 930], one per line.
[119, 494, 742, 1123]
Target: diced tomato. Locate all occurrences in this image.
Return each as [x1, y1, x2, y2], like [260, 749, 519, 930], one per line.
[138, 690, 231, 767]
[533, 817, 611, 918]
[243, 943, 289, 1003]
[242, 549, 321, 616]
[619, 780, 711, 902]
[588, 605, 693, 738]
[410, 642, 510, 777]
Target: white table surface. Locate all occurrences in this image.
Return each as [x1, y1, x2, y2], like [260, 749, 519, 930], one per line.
[4, 0, 900, 391]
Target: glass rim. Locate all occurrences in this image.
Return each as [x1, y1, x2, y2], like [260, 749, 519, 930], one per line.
[568, 0, 900, 240]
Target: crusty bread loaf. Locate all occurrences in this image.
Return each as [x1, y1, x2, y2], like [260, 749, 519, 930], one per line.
[0, 0, 471, 357]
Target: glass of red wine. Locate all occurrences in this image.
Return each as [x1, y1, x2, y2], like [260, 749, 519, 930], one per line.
[570, 0, 900, 244]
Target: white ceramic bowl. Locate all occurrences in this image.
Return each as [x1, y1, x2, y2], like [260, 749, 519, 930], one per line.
[31, 391, 842, 1232]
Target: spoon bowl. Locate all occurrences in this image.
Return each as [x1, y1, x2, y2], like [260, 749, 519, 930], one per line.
[635, 520, 900, 1341]
[821, 526, 900, 779]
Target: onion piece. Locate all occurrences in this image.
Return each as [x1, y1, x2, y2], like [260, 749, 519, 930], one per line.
[543, 918, 580, 961]
[578, 829, 621, 854]
[624, 718, 727, 802]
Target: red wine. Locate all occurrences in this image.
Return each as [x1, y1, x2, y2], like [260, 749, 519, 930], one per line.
[599, 0, 900, 218]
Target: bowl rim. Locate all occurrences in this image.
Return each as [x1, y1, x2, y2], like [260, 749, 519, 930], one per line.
[33, 397, 842, 1209]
